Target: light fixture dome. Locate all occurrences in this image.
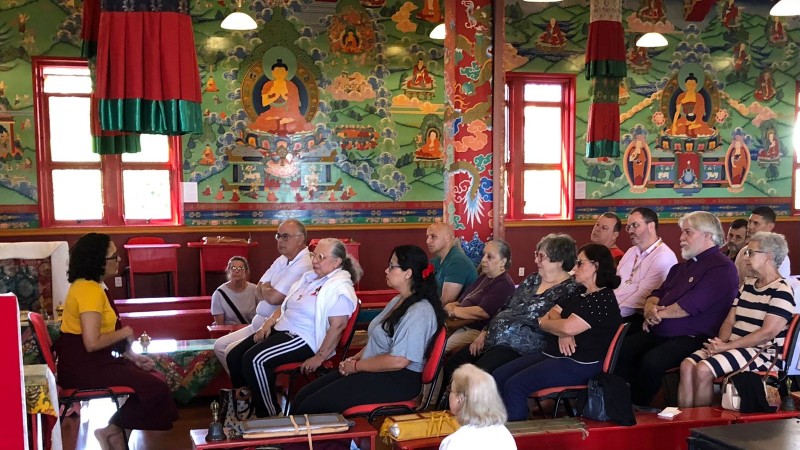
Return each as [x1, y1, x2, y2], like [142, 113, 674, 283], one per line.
[430, 23, 446, 40]
[221, 1, 257, 31]
[771, 0, 800, 16]
[636, 32, 668, 48]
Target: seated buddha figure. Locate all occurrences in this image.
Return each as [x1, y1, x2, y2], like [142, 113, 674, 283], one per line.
[670, 73, 715, 138]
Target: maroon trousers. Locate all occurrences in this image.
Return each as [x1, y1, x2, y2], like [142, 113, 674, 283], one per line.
[55, 333, 178, 430]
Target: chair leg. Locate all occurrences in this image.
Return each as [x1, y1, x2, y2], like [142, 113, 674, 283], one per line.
[109, 394, 130, 450]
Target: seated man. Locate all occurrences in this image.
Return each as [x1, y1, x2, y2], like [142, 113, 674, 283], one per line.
[213, 219, 312, 373]
[426, 222, 478, 305]
[614, 211, 738, 407]
[721, 218, 747, 260]
[735, 206, 791, 285]
[614, 207, 677, 332]
[591, 212, 625, 263]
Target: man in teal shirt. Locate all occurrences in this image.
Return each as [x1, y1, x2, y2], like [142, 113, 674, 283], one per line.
[426, 223, 478, 304]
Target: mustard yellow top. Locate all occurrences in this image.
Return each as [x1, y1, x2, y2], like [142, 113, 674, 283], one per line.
[60, 279, 117, 335]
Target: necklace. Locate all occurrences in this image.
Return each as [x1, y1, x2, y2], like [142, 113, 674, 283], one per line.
[624, 239, 663, 285]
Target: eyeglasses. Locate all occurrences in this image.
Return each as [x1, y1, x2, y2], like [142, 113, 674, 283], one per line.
[743, 248, 766, 257]
[309, 252, 334, 262]
[275, 233, 302, 241]
[534, 252, 549, 261]
[105, 253, 119, 261]
[387, 263, 402, 271]
[575, 259, 595, 268]
[229, 266, 247, 272]
[625, 222, 646, 232]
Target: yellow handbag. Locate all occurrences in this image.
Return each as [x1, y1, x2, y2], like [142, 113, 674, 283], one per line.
[379, 411, 460, 442]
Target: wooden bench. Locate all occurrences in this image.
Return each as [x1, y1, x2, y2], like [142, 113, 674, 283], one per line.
[120, 309, 213, 340]
[114, 296, 211, 314]
[207, 324, 248, 338]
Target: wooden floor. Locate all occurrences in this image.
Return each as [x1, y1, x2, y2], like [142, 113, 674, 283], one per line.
[60, 397, 212, 450]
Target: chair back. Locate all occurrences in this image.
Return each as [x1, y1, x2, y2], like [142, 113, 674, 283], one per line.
[602, 322, 630, 373]
[779, 313, 800, 365]
[417, 327, 447, 410]
[331, 300, 361, 366]
[127, 237, 166, 245]
[28, 312, 57, 374]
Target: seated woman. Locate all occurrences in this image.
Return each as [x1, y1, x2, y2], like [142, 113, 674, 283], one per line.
[290, 245, 446, 413]
[226, 238, 360, 417]
[679, 232, 795, 408]
[493, 243, 621, 421]
[443, 239, 516, 354]
[211, 256, 258, 325]
[441, 364, 516, 450]
[55, 233, 177, 450]
[441, 234, 580, 400]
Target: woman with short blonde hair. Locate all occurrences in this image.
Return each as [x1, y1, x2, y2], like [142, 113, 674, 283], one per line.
[440, 364, 516, 450]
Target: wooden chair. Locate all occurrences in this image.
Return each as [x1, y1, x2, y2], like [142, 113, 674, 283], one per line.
[529, 322, 631, 418]
[341, 326, 448, 423]
[28, 312, 136, 450]
[274, 301, 362, 415]
[123, 237, 180, 298]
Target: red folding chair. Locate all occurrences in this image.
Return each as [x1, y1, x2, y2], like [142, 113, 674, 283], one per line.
[28, 312, 136, 450]
[274, 300, 361, 415]
[529, 322, 631, 418]
[341, 326, 448, 423]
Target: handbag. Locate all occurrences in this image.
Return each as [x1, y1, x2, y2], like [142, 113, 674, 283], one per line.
[576, 372, 636, 426]
[581, 378, 611, 422]
[219, 387, 255, 429]
[379, 411, 460, 442]
[721, 344, 781, 411]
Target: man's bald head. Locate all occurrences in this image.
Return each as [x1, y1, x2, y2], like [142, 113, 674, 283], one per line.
[426, 222, 455, 259]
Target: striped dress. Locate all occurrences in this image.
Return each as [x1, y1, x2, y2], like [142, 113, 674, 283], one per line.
[686, 278, 795, 377]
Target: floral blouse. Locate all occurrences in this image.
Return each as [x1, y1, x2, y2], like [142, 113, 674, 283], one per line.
[484, 272, 581, 355]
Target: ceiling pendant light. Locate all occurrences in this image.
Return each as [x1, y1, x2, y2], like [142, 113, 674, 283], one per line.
[636, 32, 668, 48]
[430, 23, 446, 40]
[771, 0, 800, 16]
[221, 0, 257, 31]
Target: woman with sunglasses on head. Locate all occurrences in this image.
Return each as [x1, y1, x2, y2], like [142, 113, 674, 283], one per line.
[493, 243, 621, 421]
[211, 256, 258, 326]
[226, 238, 360, 417]
[55, 233, 177, 449]
[679, 232, 794, 408]
[290, 245, 446, 414]
[440, 234, 581, 404]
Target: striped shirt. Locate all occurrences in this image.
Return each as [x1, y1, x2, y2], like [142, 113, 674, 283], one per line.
[730, 278, 795, 367]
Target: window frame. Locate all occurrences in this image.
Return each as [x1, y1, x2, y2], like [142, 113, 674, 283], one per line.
[33, 56, 183, 227]
[504, 72, 575, 221]
[794, 81, 799, 215]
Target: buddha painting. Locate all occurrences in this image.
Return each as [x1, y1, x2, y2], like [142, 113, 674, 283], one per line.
[340, 29, 362, 54]
[407, 59, 434, 90]
[249, 58, 314, 136]
[416, 0, 441, 23]
[537, 18, 567, 50]
[670, 72, 715, 138]
[758, 129, 781, 162]
[623, 134, 651, 193]
[754, 69, 776, 102]
[638, 0, 665, 23]
[725, 133, 750, 192]
[415, 128, 443, 161]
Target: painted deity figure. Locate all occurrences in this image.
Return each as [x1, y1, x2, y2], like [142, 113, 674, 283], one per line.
[754, 70, 776, 102]
[416, 0, 441, 23]
[732, 43, 749, 74]
[249, 59, 314, 136]
[722, 0, 740, 30]
[199, 144, 216, 165]
[638, 0, 665, 23]
[767, 16, 787, 45]
[415, 128, 443, 160]
[758, 130, 781, 160]
[538, 18, 567, 48]
[407, 59, 434, 89]
[671, 73, 715, 137]
[341, 30, 361, 53]
[726, 134, 750, 188]
[628, 46, 651, 73]
[628, 135, 649, 186]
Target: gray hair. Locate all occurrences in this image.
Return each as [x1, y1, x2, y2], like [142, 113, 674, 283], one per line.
[321, 238, 363, 284]
[281, 219, 307, 242]
[749, 231, 788, 269]
[678, 211, 724, 246]
[489, 239, 512, 270]
[537, 233, 577, 272]
[451, 364, 507, 427]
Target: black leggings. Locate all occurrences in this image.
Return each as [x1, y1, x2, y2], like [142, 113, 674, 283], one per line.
[439, 345, 522, 405]
[290, 369, 421, 414]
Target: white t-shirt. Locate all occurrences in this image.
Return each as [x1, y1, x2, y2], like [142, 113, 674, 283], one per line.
[274, 273, 353, 350]
[252, 247, 313, 330]
[211, 283, 258, 325]
[439, 424, 516, 450]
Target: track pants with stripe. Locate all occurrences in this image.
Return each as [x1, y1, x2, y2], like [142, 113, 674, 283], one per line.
[227, 330, 313, 417]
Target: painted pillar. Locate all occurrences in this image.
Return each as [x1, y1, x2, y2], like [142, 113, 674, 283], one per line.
[442, 0, 494, 260]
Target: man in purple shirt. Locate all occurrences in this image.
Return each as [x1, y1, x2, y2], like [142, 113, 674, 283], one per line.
[614, 211, 738, 406]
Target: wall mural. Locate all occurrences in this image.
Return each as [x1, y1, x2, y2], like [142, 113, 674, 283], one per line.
[0, 0, 448, 228]
[506, 0, 798, 219]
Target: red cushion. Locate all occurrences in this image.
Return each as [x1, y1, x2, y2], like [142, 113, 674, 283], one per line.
[342, 400, 416, 417]
[274, 362, 302, 373]
[61, 386, 136, 400]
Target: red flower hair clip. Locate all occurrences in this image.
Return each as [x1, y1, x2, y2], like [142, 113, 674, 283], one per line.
[422, 263, 435, 280]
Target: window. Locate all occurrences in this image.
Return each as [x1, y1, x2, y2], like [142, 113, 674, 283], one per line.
[504, 73, 575, 220]
[33, 57, 182, 227]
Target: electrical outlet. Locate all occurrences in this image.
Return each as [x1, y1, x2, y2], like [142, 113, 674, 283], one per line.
[114, 277, 123, 287]
[518, 267, 525, 277]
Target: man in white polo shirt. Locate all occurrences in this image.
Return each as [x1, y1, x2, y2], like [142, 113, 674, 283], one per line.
[214, 219, 312, 372]
[614, 207, 677, 333]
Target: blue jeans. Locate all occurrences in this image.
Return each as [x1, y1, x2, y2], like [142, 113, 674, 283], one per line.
[494, 354, 601, 421]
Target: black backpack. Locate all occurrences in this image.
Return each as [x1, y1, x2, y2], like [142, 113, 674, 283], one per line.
[575, 372, 636, 426]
